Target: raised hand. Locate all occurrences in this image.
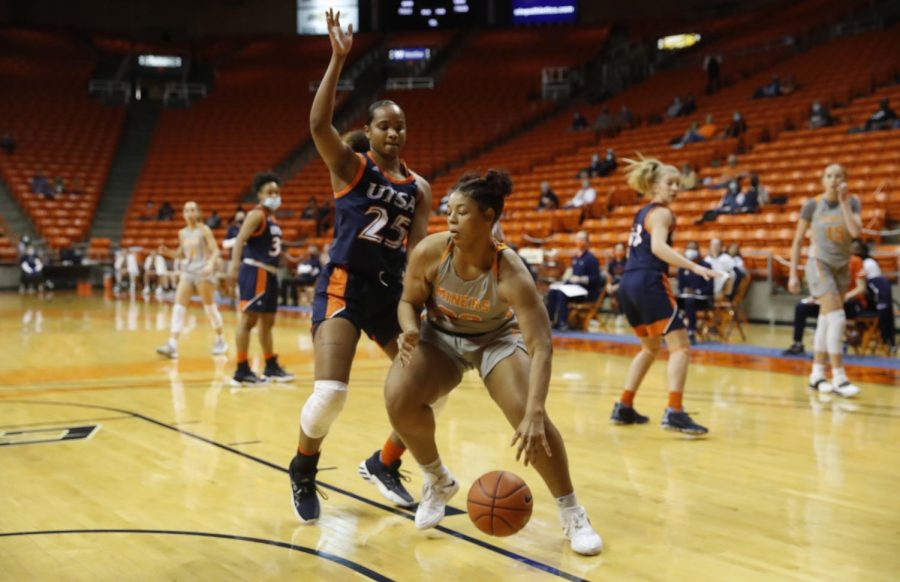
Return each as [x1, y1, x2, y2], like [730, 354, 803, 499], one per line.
[326, 9, 353, 58]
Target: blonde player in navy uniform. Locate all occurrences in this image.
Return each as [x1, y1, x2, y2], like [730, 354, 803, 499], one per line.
[611, 158, 716, 434]
[289, 10, 434, 524]
[385, 170, 603, 556]
[226, 173, 295, 385]
[156, 201, 227, 359]
[788, 164, 862, 397]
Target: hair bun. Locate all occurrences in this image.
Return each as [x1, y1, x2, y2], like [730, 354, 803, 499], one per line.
[484, 169, 513, 198]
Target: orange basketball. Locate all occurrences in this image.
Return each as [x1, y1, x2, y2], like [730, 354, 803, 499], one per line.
[466, 470, 533, 536]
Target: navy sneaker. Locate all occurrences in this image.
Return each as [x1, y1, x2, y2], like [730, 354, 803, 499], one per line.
[610, 402, 649, 425]
[231, 366, 267, 386]
[289, 453, 325, 524]
[661, 408, 708, 435]
[358, 450, 415, 507]
[782, 343, 805, 356]
[263, 357, 295, 383]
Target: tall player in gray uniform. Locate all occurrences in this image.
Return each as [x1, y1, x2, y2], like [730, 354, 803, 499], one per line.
[384, 170, 603, 556]
[788, 163, 861, 397]
[156, 201, 228, 359]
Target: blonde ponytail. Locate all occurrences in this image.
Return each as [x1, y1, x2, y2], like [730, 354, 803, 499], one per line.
[625, 155, 678, 196]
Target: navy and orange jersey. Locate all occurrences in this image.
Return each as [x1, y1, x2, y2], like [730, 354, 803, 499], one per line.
[241, 206, 283, 267]
[329, 152, 419, 279]
[624, 202, 676, 274]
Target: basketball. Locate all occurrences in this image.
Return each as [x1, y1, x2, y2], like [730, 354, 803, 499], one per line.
[466, 471, 533, 537]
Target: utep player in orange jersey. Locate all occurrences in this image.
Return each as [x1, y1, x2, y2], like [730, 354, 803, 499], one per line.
[289, 9, 434, 524]
[611, 157, 716, 435]
[227, 172, 295, 385]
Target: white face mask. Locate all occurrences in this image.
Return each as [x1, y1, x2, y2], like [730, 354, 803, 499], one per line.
[262, 195, 281, 211]
[686, 249, 699, 260]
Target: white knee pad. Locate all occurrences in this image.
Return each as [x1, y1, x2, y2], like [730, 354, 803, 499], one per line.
[430, 394, 449, 418]
[300, 380, 348, 439]
[171, 304, 187, 335]
[204, 303, 223, 330]
[825, 310, 846, 355]
[813, 314, 828, 354]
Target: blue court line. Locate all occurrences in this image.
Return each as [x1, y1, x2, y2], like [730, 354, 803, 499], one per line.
[554, 330, 900, 371]
[3, 399, 590, 582]
[0, 529, 391, 581]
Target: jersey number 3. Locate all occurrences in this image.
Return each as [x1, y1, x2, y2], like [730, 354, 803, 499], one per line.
[628, 224, 643, 248]
[358, 206, 411, 249]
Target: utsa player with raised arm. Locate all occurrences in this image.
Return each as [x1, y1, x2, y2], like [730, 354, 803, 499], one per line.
[227, 172, 295, 385]
[288, 9, 434, 524]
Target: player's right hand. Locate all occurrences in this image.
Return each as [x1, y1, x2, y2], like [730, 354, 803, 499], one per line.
[692, 264, 717, 281]
[326, 9, 353, 57]
[396, 330, 419, 367]
[788, 274, 800, 294]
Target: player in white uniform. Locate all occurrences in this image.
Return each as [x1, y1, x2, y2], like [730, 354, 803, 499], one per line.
[156, 202, 227, 358]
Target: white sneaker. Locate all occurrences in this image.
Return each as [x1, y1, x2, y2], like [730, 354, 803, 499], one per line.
[211, 337, 228, 355]
[809, 376, 833, 393]
[832, 380, 860, 398]
[156, 344, 178, 359]
[415, 473, 459, 530]
[560, 505, 603, 556]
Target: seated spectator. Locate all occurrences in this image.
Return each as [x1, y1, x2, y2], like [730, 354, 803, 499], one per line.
[157, 201, 175, 221]
[0, 132, 15, 155]
[705, 238, 736, 299]
[864, 98, 899, 131]
[593, 107, 617, 136]
[536, 181, 559, 210]
[808, 101, 834, 129]
[697, 114, 718, 140]
[680, 164, 699, 191]
[726, 242, 747, 299]
[618, 105, 634, 129]
[571, 111, 588, 131]
[17, 235, 31, 257]
[565, 177, 596, 209]
[705, 154, 745, 188]
[671, 121, 705, 149]
[223, 211, 245, 250]
[302, 196, 318, 219]
[596, 148, 617, 177]
[733, 174, 765, 213]
[582, 153, 604, 177]
[853, 241, 897, 355]
[677, 241, 715, 343]
[281, 245, 322, 306]
[205, 209, 222, 229]
[681, 94, 697, 116]
[140, 200, 155, 221]
[31, 172, 53, 197]
[546, 231, 603, 331]
[704, 54, 722, 94]
[19, 246, 45, 296]
[53, 176, 66, 195]
[696, 179, 741, 224]
[781, 74, 797, 95]
[605, 242, 627, 324]
[724, 111, 747, 139]
[666, 96, 684, 118]
[753, 74, 782, 99]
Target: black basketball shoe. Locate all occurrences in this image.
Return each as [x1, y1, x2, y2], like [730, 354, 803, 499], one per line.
[358, 450, 415, 507]
[289, 453, 325, 524]
[610, 402, 650, 425]
[264, 357, 295, 383]
[661, 408, 709, 435]
[231, 365, 267, 386]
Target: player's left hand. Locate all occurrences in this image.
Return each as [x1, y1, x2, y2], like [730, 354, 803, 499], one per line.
[511, 410, 551, 467]
[837, 181, 849, 202]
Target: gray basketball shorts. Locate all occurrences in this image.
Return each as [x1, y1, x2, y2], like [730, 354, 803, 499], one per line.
[805, 259, 850, 298]
[419, 319, 527, 380]
[180, 270, 214, 286]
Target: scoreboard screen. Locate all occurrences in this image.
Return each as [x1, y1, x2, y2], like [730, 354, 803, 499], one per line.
[383, 0, 485, 29]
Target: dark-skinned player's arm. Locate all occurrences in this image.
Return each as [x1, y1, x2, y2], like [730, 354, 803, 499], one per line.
[226, 209, 264, 285]
[407, 172, 433, 256]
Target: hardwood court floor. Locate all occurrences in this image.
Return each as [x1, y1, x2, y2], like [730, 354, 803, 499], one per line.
[1, 294, 898, 581]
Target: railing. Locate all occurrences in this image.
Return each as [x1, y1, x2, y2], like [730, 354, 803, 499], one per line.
[384, 77, 434, 90]
[308, 79, 356, 93]
[88, 80, 131, 104]
[163, 82, 208, 107]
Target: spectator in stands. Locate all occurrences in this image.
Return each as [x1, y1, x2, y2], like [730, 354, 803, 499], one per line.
[582, 153, 604, 177]
[571, 111, 588, 131]
[677, 241, 715, 344]
[671, 121, 705, 149]
[205, 209, 222, 230]
[605, 242, 627, 325]
[864, 98, 899, 131]
[53, 176, 65, 195]
[696, 178, 741, 224]
[546, 231, 603, 331]
[781, 74, 797, 95]
[705, 154, 745, 188]
[680, 163, 699, 190]
[31, 172, 52, 197]
[157, 201, 175, 221]
[808, 101, 834, 129]
[565, 177, 597, 209]
[705, 238, 736, 299]
[593, 107, 617, 136]
[753, 74, 782, 99]
[618, 105, 634, 129]
[281, 245, 322, 307]
[17, 235, 31, 258]
[853, 241, 897, 355]
[704, 54, 722, 94]
[596, 149, 617, 177]
[697, 114, 718, 140]
[681, 94, 697, 116]
[666, 96, 684, 118]
[223, 210, 245, 251]
[19, 246, 45, 296]
[537, 181, 559, 210]
[727, 243, 747, 299]
[733, 174, 764, 213]
[317, 197, 332, 236]
[724, 111, 747, 139]
[302, 196, 318, 219]
[0, 132, 15, 155]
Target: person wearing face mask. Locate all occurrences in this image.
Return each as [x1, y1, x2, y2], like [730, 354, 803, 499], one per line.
[611, 157, 717, 435]
[695, 178, 741, 224]
[677, 241, 715, 344]
[545, 231, 603, 331]
[226, 172, 294, 385]
[605, 242, 628, 325]
[705, 238, 736, 299]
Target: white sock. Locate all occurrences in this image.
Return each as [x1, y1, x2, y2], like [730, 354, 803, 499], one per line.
[832, 367, 848, 385]
[419, 458, 450, 484]
[167, 337, 177, 349]
[555, 492, 579, 511]
[811, 363, 826, 380]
